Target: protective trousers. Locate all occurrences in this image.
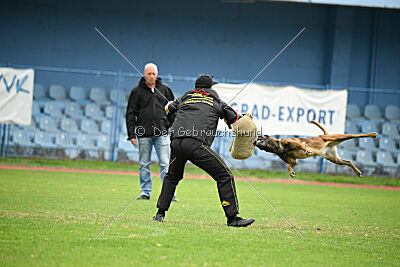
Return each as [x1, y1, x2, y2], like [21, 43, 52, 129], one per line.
[157, 137, 239, 218]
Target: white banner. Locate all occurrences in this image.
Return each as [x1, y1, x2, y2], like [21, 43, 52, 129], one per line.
[0, 68, 35, 126]
[214, 83, 348, 136]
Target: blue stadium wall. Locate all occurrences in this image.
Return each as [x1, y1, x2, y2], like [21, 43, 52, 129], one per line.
[0, 0, 399, 105]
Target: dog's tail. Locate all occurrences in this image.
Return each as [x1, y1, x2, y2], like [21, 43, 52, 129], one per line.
[311, 120, 328, 135]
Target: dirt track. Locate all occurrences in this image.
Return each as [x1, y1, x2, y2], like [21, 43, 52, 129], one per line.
[1, 165, 399, 191]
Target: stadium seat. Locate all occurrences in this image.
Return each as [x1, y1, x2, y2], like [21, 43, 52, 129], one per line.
[16, 117, 37, 132]
[34, 131, 57, 148]
[96, 135, 112, 160]
[363, 104, 384, 122]
[381, 122, 400, 138]
[33, 83, 48, 100]
[101, 120, 112, 134]
[118, 135, 136, 152]
[345, 120, 359, 134]
[242, 156, 269, 170]
[76, 134, 99, 158]
[358, 138, 376, 150]
[10, 130, 35, 147]
[38, 116, 59, 132]
[110, 89, 127, 105]
[49, 84, 67, 100]
[97, 135, 111, 149]
[60, 118, 79, 133]
[356, 150, 376, 166]
[346, 104, 363, 122]
[80, 119, 100, 134]
[89, 87, 109, 103]
[376, 151, 397, 168]
[296, 157, 320, 173]
[120, 122, 127, 136]
[76, 134, 97, 149]
[338, 138, 357, 151]
[65, 149, 80, 159]
[127, 152, 139, 162]
[359, 120, 379, 133]
[219, 135, 234, 158]
[88, 150, 100, 159]
[384, 105, 400, 122]
[44, 101, 63, 118]
[69, 86, 89, 103]
[338, 149, 356, 160]
[56, 133, 76, 148]
[105, 106, 115, 119]
[65, 102, 84, 119]
[257, 149, 278, 162]
[32, 101, 42, 116]
[84, 103, 104, 120]
[378, 137, 398, 153]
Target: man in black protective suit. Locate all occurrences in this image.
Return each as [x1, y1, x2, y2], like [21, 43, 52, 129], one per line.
[153, 75, 255, 227]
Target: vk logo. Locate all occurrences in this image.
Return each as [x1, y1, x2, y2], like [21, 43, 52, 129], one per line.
[0, 74, 29, 94]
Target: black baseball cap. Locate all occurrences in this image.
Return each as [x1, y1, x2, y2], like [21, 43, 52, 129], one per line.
[195, 75, 218, 88]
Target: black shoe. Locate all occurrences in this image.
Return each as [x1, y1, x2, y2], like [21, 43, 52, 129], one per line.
[172, 196, 179, 202]
[153, 214, 164, 222]
[137, 195, 150, 200]
[227, 216, 255, 227]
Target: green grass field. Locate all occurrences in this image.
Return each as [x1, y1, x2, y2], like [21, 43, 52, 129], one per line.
[1, 159, 400, 266]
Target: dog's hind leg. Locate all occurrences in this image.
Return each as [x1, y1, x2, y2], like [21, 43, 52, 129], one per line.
[321, 132, 377, 143]
[324, 148, 362, 177]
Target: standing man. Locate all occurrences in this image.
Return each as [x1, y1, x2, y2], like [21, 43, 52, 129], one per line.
[126, 63, 177, 201]
[153, 75, 255, 227]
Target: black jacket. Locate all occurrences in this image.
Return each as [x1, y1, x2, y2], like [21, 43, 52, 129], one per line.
[126, 77, 175, 139]
[167, 87, 239, 146]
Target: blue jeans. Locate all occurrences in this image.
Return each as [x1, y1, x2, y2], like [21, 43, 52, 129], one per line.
[138, 135, 171, 197]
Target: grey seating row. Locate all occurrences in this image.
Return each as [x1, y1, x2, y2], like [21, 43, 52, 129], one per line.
[34, 83, 128, 105]
[33, 101, 120, 121]
[347, 103, 400, 124]
[19, 116, 112, 135]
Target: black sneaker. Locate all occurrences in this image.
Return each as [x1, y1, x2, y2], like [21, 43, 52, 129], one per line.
[172, 196, 179, 202]
[227, 216, 255, 227]
[137, 195, 150, 200]
[153, 214, 164, 222]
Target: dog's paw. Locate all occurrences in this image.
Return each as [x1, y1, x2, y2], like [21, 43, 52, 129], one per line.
[306, 150, 312, 156]
[357, 172, 362, 178]
[290, 171, 296, 179]
[372, 132, 378, 138]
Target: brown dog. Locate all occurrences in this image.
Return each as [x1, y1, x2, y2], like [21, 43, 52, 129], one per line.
[254, 120, 378, 178]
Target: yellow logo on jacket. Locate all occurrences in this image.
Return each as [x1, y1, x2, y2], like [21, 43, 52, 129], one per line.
[221, 200, 230, 207]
